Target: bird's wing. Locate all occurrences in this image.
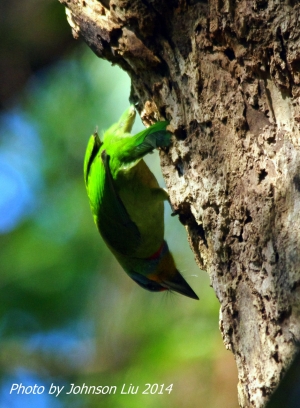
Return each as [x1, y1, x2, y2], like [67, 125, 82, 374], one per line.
[84, 131, 103, 185]
[98, 150, 141, 256]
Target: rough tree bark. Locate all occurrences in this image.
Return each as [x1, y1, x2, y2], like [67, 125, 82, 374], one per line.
[58, 0, 300, 406]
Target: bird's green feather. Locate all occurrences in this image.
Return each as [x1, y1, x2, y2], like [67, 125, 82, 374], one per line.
[97, 150, 141, 255]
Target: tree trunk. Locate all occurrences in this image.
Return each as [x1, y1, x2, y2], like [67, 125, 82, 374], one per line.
[59, 0, 300, 406]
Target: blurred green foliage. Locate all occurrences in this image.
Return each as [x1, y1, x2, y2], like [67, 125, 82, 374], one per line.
[0, 46, 238, 407]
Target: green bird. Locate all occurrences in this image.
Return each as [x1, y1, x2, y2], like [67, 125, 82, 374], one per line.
[84, 105, 199, 300]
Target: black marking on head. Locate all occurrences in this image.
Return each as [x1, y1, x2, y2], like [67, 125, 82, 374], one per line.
[131, 274, 166, 293]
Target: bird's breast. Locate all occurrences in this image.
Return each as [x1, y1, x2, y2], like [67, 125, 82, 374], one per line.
[116, 160, 165, 258]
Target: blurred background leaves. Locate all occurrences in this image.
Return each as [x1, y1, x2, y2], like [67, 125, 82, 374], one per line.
[0, 1, 238, 407]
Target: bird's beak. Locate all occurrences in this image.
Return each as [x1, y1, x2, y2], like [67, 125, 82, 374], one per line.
[161, 270, 199, 300]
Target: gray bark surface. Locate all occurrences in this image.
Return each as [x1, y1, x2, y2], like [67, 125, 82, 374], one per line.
[59, 0, 300, 406]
